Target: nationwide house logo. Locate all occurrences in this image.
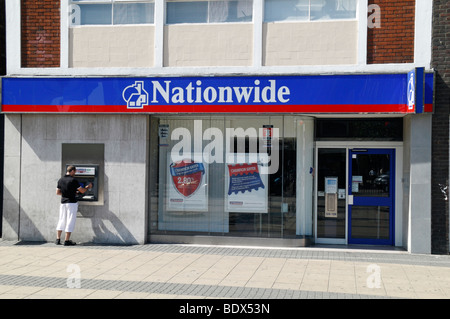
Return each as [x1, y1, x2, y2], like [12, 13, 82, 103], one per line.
[407, 72, 415, 111]
[123, 81, 149, 109]
[122, 79, 291, 108]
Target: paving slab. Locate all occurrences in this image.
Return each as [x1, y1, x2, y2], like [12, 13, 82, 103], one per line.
[0, 239, 449, 303]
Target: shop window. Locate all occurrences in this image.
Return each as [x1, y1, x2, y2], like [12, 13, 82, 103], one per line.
[264, 0, 357, 22]
[166, 0, 253, 24]
[149, 116, 300, 239]
[70, 0, 155, 25]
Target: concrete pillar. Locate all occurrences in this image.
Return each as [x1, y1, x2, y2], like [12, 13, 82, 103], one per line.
[296, 117, 314, 236]
[407, 114, 432, 254]
[2, 114, 21, 240]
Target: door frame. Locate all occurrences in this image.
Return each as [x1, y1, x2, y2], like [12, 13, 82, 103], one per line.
[314, 141, 403, 246]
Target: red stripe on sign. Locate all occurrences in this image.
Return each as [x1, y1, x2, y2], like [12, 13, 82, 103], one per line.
[2, 104, 413, 114]
[424, 104, 433, 113]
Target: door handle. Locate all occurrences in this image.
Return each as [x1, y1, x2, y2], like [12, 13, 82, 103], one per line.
[348, 195, 354, 205]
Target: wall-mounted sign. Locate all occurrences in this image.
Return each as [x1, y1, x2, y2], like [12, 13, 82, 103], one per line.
[158, 124, 169, 146]
[1, 73, 434, 114]
[262, 125, 273, 148]
[407, 67, 427, 114]
[407, 69, 416, 112]
[74, 166, 96, 176]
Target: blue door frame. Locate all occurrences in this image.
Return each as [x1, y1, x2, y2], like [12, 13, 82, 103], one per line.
[348, 149, 395, 245]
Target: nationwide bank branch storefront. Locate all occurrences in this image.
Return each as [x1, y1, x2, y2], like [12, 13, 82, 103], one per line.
[1, 70, 435, 251]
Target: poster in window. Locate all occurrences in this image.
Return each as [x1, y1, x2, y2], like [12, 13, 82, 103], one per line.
[262, 125, 273, 148]
[225, 153, 268, 213]
[167, 156, 208, 212]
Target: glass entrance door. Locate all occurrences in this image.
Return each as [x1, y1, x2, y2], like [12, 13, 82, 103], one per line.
[348, 149, 395, 245]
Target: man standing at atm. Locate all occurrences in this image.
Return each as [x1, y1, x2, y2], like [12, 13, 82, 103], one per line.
[55, 165, 92, 246]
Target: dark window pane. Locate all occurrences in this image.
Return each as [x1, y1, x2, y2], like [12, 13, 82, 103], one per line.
[315, 118, 403, 141]
[166, 2, 208, 24]
[351, 206, 390, 240]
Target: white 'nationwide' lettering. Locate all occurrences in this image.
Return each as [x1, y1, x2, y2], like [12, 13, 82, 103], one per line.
[150, 80, 290, 104]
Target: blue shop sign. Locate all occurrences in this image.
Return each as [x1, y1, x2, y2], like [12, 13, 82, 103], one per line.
[1, 73, 434, 114]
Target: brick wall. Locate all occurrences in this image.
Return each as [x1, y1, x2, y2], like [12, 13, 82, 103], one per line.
[0, 0, 5, 74]
[367, 0, 415, 64]
[21, 0, 60, 68]
[431, 0, 450, 254]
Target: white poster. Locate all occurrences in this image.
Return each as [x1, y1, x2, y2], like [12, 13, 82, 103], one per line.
[167, 157, 208, 212]
[225, 153, 268, 213]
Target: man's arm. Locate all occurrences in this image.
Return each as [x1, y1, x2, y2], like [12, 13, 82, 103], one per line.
[56, 188, 62, 196]
[77, 183, 93, 194]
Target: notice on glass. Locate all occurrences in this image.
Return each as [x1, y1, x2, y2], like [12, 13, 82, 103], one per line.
[158, 124, 169, 147]
[352, 175, 362, 193]
[167, 156, 208, 212]
[325, 177, 338, 194]
[225, 153, 268, 213]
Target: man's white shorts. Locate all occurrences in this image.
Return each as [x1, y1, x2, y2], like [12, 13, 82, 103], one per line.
[56, 203, 78, 233]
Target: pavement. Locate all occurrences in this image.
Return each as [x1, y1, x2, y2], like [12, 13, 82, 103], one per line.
[0, 239, 450, 302]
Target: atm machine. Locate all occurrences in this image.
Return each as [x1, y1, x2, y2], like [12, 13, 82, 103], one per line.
[67, 164, 99, 202]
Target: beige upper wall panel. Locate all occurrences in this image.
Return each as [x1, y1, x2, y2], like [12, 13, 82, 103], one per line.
[70, 26, 155, 68]
[263, 21, 358, 66]
[68, 21, 356, 68]
[164, 24, 253, 67]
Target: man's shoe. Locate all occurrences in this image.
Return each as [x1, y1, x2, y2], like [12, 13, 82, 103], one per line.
[64, 240, 77, 246]
[55, 239, 61, 245]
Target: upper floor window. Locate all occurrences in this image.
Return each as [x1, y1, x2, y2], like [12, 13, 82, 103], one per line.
[264, 0, 357, 22]
[166, 0, 253, 24]
[70, 0, 155, 25]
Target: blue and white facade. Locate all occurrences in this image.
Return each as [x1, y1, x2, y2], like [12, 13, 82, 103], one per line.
[1, 0, 435, 253]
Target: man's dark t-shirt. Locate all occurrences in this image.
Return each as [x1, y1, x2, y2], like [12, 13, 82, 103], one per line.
[57, 175, 81, 203]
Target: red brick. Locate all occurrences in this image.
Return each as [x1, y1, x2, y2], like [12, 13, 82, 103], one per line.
[21, 0, 60, 67]
[367, 0, 415, 64]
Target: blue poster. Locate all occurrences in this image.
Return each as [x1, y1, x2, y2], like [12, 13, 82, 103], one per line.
[225, 154, 268, 213]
